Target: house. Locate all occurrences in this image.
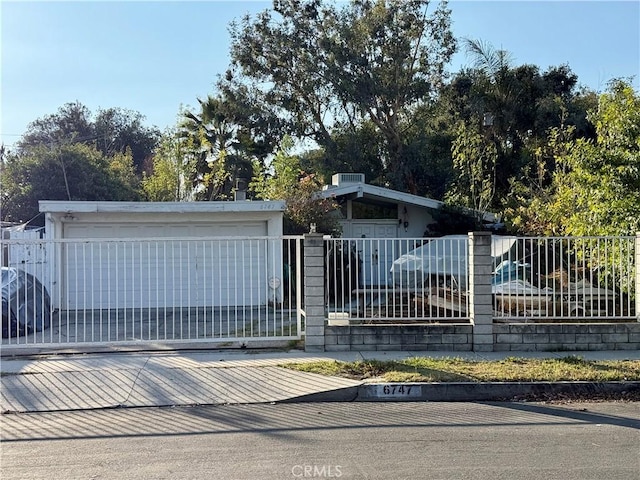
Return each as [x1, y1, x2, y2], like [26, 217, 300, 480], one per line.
[318, 173, 498, 286]
[39, 200, 286, 310]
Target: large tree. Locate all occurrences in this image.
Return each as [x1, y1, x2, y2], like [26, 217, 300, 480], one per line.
[533, 79, 640, 236]
[178, 95, 263, 200]
[17, 102, 160, 174]
[223, 0, 456, 192]
[1, 143, 140, 224]
[1, 102, 157, 223]
[440, 40, 596, 215]
[93, 107, 161, 173]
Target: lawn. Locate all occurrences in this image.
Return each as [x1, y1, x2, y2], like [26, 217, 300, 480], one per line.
[284, 356, 640, 383]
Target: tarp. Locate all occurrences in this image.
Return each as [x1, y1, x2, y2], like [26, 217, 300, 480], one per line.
[390, 235, 518, 288]
[1, 267, 51, 338]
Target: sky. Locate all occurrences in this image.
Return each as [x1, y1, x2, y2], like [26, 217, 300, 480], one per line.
[1, 0, 639, 150]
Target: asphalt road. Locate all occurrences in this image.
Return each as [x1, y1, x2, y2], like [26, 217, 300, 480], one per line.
[2, 402, 639, 480]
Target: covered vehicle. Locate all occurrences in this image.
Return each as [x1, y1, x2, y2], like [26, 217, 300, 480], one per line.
[389, 235, 518, 289]
[1, 267, 52, 338]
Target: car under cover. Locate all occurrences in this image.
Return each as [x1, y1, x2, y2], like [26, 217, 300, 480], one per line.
[1, 267, 52, 338]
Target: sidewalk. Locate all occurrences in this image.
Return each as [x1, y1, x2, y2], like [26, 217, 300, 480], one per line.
[2, 349, 639, 413]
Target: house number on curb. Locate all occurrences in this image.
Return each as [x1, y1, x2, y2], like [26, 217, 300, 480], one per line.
[375, 384, 422, 397]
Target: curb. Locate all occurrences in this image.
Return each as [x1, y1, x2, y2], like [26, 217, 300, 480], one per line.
[286, 381, 640, 403]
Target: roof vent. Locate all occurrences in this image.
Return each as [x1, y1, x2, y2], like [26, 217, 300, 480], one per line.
[332, 173, 365, 186]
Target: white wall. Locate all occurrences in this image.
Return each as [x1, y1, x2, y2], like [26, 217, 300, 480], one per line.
[39, 201, 286, 309]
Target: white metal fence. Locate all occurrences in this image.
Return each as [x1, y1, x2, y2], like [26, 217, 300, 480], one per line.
[326, 235, 637, 323]
[326, 236, 470, 321]
[1, 235, 304, 347]
[3, 233, 637, 348]
[493, 236, 636, 320]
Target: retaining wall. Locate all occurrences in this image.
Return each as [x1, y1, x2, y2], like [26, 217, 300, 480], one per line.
[324, 325, 473, 352]
[324, 322, 640, 352]
[493, 323, 640, 352]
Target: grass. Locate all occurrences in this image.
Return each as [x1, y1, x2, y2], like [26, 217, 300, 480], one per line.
[284, 356, 640, 383]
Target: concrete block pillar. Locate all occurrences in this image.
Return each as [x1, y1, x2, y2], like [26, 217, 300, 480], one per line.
[469, 232, 494, 351]
[303, 233, 326, 352]
[636, 233, 640, 322]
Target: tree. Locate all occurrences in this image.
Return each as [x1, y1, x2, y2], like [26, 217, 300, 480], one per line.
[439, 40, 596, 216]
[18, 103, 160, 174]
[223, 0, 456, 192]
[502, 123, 576, 235]
[179, 96, 260, 200]
[250, 137, 341, 235]
[1, 102, 158, 223]
[545, 79, 640, 236]
[1, 143, 141, 224]
[300, 121, 386, 185]
[18, 102, 94, 153]
[94, 107, 160, 173]
[142, 129, 194, 202]
[448, 118, 497, 221]
[503, 79, 639, 236]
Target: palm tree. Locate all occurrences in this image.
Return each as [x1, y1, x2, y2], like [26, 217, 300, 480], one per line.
[180, 95, 252, 200]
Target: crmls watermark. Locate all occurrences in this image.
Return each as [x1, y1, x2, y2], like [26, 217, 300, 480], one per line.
[291, 465, 343, 478]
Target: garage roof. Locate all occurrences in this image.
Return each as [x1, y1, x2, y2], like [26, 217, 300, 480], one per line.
[39, 200, 286, 214]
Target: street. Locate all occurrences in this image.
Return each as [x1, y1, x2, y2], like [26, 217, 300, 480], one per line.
[2, 402, 639, 480]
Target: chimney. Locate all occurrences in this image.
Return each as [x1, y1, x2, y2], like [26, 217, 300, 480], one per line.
[234, 178, 247, 201]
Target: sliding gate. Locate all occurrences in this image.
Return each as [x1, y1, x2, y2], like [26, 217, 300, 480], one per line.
[1, 235, 304, 349]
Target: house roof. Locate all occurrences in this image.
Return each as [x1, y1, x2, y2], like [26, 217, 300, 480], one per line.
[319, 178, 497, 223]
[320, 183, 445, 211]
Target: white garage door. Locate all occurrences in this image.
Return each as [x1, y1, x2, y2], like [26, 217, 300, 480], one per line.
[61, 222, 275, 309]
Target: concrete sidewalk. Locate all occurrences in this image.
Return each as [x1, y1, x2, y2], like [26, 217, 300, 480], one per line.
[2, 349, 639, 413]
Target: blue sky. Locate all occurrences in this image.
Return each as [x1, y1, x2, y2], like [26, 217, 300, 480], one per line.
[2, 1, 639, 149]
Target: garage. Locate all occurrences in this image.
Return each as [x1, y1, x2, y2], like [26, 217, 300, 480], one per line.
[40, 201, 285, 310]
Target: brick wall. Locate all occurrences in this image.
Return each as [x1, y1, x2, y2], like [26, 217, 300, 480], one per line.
[325, 325, 473, 352]
[493, 323, 640, 352]
[323, 323, 639, 351]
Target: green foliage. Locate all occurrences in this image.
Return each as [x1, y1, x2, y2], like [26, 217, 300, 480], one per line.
[108, 148, 141, 198]
[19, 101, 94, 148]
[439, 42, 594, 217]
[179, 96, 258, 200]
[303, 121, 386, 185]
[504, 81, 640, 236]
[93, 107, 161, 173]
[223, 0, 456, 192]
[544, 80, 640, 236]
[1, 143, 141, 224]
[1, 102, 159, 223]
[250, 137, 341, 235]
[448, 119, 497, 220]
[503, 124, 575, 235]
[18, 102, 160, 174]
[142, 130, 193, 201]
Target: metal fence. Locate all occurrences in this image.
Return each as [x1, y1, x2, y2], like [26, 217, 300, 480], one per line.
[493, 236, 636, 321]
[3, 233, 637, 347]
[325, 235, 637, 323]
[1, 235, 304, 347]
[326, 236, 470, 322]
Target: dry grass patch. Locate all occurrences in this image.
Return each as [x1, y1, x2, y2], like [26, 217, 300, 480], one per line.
[285, 356, 640, 383]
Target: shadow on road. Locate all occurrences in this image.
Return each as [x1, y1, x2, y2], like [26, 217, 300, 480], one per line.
[3, 401, 639, 443]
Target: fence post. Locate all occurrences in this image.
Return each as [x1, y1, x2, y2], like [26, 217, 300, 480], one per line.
[304, 233, 326, 352]
[469, 232, 494, 351]
[636, 233, 640, 322]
